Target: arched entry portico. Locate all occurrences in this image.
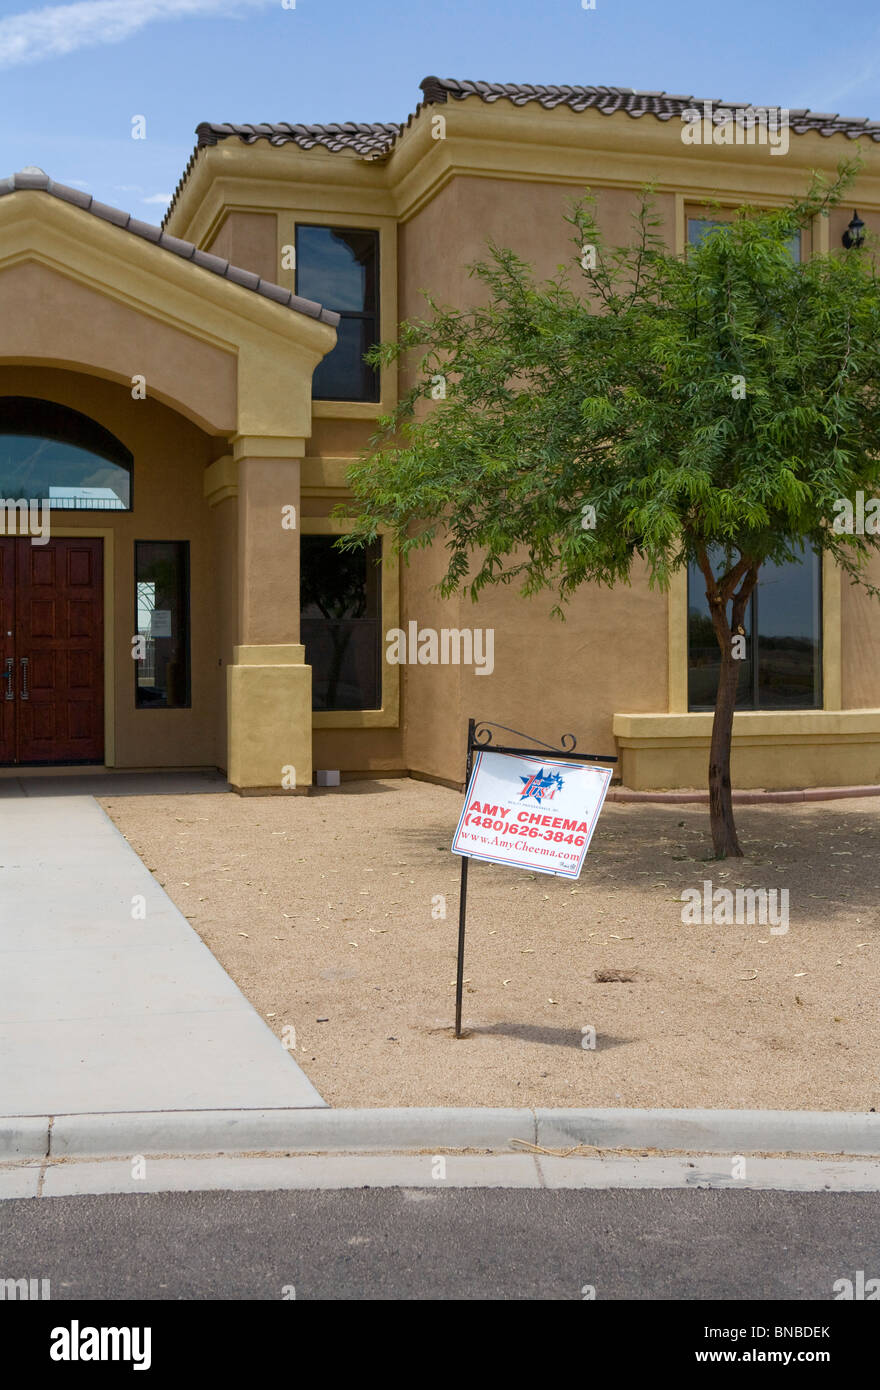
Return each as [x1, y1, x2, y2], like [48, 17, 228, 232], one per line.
[0, 170, 339, 788]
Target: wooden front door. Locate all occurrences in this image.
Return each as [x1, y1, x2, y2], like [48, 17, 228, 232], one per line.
[0, 537, 104, 764]
[0, 539, 14, 763]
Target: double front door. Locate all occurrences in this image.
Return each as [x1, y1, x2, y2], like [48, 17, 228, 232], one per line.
[0, 537, 104, 764]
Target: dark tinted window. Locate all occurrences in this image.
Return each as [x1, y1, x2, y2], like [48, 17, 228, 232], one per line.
[688, 546, 821, 710]
[301, 536, 381, 710]
[0, 396, 132, 509]
[755, 554, 822, 708]
[295, 226, 379, 401]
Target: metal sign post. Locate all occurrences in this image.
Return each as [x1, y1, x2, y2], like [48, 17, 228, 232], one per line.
[453, 719, 618, 1039]
[454, 718, 477, 1038]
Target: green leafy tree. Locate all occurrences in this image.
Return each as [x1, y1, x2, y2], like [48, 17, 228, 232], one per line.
[339, 160, 880, 857]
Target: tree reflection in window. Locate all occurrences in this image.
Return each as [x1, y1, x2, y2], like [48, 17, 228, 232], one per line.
[688, 544, 821, 710]
[301, 536, 381, 710]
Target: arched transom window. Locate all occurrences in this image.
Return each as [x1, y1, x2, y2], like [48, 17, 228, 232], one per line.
[0, 396, 132, 510]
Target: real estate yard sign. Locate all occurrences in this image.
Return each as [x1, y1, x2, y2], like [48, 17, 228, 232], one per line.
[449, 722, 617, 1035]
[452, 749, 612, 879]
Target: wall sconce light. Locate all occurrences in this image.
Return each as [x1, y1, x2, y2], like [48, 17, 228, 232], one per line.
[842, 210, 866, 249]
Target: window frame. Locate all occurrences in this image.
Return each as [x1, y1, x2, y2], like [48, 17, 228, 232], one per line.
[294, 224, 381, 404]
[300, 532, 383, 713]
[683, 214, 818, 712]
[686, 213, 804, 263]
[0, 395, 134, 512]
[300, 516, 400, 729]
[687, 551, 823, 712]
[133, 539, 192, 711]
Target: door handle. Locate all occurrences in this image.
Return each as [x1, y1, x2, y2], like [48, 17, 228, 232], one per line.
[19, 656, 28, 701]
[2, 657, 12, 701]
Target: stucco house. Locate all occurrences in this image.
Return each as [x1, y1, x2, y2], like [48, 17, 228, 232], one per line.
[2, 78, 879, 792]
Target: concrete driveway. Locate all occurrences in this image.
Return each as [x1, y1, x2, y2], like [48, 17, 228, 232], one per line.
[0, 793, 325, 1115]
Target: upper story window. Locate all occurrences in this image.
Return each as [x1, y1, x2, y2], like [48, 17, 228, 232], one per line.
[0, 396, 132, 509]
[295, 226, 380, 402]
[687, 217, 801, 262]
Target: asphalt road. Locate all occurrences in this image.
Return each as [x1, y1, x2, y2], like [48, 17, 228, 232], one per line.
[2, 1187, 879, 1300]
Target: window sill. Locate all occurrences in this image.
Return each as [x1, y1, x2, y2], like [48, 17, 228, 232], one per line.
[313, 708, 398, 729]
[311, 401, 384, 420]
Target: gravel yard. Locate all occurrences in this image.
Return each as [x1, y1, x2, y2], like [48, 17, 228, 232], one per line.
[102, 779, 880, 1110]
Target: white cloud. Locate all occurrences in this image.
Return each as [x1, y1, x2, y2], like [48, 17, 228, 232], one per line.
[0, 0, 271, 70]
[142, 192, 172, 204]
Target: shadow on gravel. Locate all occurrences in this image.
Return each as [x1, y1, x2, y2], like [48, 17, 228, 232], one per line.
[401, 799, 880, 930]
[470, 1022, 634, 1051]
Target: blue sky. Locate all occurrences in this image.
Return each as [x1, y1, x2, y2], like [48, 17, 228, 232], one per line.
[0, 0, 878, 219]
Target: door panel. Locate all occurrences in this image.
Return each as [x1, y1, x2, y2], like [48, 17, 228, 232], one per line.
[7, 537, 104, 764]
[0, 539, 14, 763]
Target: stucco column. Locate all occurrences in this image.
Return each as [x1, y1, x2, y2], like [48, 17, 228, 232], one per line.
[237, 455, 301, 645]
[227, 439, 312, 793]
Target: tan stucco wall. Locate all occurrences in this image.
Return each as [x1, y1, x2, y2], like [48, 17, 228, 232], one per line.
[284, 167, 880, 788]
[211, 494, 238, 769]
[840, 550, 880, 710]
[0, 260, 237, 435]
[399, 547, 667, 786]
[393, 177, 675, 783]
[292, 177, 682, 784]
[167, 118, 880, 789]
[307, 418, 376, 459]
[398, 177, 676, 319]
[394, 173, 880, 786]
[237, 456, 302, 646]
[227, 643, 312, 790]
[207, 212, 279, 283]
[0, 365, 223, 769]
[311, 726, 405, 775]
[398, 543, 465, 786]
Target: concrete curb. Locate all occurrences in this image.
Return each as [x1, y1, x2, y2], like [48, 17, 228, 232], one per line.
[0, 1117, 49, 1161]
[46, 1107, 531, 1158]
[18, 1154, 880, 1198]
[3, 1107, 880, 1162]
[535, 1108, 880, 1154]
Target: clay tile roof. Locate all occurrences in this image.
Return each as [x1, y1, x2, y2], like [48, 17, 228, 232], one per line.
[195, 119, 403, 157]
[162, 78, 880, 226]
[0, 168, 339, 327]
[417, 77, 880, 140]
[163, 118, 408, 224]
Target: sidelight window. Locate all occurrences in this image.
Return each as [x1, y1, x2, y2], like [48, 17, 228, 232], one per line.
[135, 542, 191, 709]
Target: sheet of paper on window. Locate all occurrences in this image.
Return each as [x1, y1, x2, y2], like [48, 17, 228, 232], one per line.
[150, 610, 172, 637]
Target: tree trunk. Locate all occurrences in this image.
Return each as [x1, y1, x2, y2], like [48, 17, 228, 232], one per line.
[697, 548, 759, 860]
[708, 638, 742, 858]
